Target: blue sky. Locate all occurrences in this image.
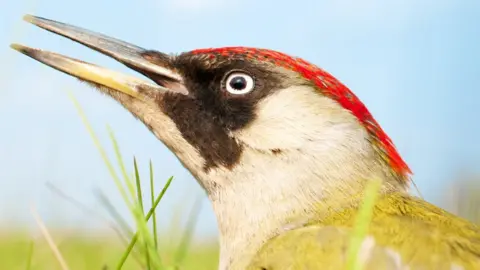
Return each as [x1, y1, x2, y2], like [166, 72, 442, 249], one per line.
[1, 0, 479, 241]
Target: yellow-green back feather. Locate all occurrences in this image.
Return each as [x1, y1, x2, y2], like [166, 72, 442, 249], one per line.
[247, 193, 480, 270]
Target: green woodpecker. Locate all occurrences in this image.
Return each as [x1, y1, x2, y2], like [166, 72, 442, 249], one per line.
[11, 15, 480, 270]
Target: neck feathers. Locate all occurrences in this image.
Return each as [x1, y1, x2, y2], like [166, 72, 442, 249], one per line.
[197, 86, 409, 269]
[207, 137, 406, 269]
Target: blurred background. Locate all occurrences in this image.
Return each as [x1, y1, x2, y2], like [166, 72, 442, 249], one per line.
[1, 0, 479, 269]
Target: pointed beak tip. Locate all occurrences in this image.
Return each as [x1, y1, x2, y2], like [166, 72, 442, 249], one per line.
[10, 43, 37, 57]
[23, 14, 37, 24]
[10, 43, 26, 53]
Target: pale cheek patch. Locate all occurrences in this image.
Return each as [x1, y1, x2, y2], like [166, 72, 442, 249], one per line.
[232, 85, 366, 151]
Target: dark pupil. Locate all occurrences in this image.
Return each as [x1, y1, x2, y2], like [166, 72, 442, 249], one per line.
[229, 76, 247, 90]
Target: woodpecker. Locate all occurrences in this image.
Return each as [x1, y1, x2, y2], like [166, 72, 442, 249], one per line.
[12, 15, 480, 270]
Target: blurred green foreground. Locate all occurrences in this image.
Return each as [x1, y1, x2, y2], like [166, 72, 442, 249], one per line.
[1, 176, 478, 270]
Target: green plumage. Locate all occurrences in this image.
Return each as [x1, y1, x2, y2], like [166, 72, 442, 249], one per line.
[247, 193, 480, 270]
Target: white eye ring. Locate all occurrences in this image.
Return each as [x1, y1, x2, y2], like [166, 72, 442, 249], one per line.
[225, 72, 255, 95]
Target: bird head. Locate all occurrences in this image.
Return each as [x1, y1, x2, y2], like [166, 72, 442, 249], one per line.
[12, 15, 412, 265]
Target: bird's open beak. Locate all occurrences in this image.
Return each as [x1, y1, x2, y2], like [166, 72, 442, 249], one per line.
[10, 15, 185, 100]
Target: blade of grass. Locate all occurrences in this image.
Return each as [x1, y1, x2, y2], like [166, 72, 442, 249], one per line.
[25, 239, 34, 270]
[69, 92, 157, 268]
[149, 160, 159, 250]
[31, 205, 70, 270]
[94, 189, 134, 239]
[68, 92, 132, 209]
[95, 189, 145, 265]
[69, 92, 167, 269]
[346, 178, 382, 270]
[133, 157, 151, 269]
[133, 157, 145, 212]
[117, 176, 173, 269]
[130, 205, 162, 269]
[411, 179, 423, 199]
[107, 130, 162, 269]
[174, 195, 204, 266]
[107, 125, 137, 200]
[46, 182, 131, 242]
[47, 182, 145, 264]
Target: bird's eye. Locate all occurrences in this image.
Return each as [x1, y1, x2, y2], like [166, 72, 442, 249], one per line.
[225, 72, 255, 95]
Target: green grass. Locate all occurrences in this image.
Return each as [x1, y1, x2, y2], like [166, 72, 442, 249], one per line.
[0, 233, 218, 270]
[69, 93, 213, 270]
[346, 178, 382, 270]
[0, 93, 218, 270]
